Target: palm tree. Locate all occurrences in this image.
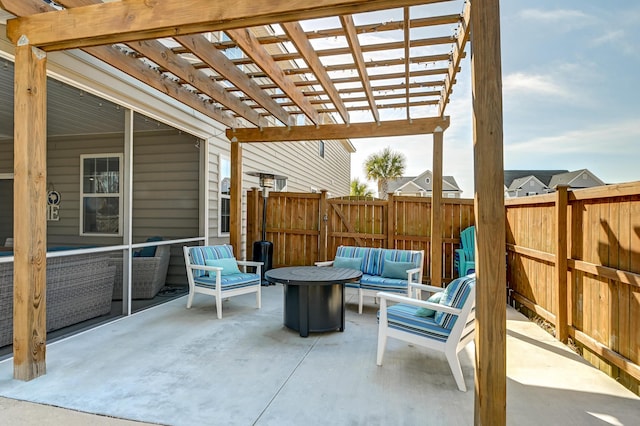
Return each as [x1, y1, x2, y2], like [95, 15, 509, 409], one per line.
[363, 147, 406, 199]
[350, 178, 374, 197]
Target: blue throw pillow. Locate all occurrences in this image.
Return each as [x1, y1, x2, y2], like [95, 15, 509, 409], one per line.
[138, 236, 163, 257]
[415, 291, 444, 317]
[205, 258, 241, 276]
[333, 256, 363, 270]
[381, 260, 415, 279]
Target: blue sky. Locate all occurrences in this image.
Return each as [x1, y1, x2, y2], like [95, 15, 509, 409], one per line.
[349, 0, 640, 196]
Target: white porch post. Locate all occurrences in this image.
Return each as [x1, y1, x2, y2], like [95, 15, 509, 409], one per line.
[121, 108, 134, 315]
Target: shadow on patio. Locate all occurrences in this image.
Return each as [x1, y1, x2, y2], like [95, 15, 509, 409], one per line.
[0, 286, 638, 426]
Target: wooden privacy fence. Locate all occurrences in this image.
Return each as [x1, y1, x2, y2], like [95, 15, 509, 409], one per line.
[506, 182, 640, 394]
[246, 189, 475, 285]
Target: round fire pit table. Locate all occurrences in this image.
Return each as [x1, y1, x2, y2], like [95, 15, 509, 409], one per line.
[265, 266, 362, 337]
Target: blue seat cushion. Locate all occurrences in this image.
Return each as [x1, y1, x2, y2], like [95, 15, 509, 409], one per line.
[360, 274, 407, 292]
[194, 273, 260, 290]
[335, 246, 381, 276]
[379, 303, 452, 342]
[379, 249, 421, 277]
[434, 275, 475, 329]
[189, 245, 235, 278]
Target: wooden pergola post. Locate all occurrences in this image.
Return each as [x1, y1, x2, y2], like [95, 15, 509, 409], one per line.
[13, 40, 48, 381]
[471, 0, 507, 424]
[430, 128, 444, 287]
[230, 141, 242, 257]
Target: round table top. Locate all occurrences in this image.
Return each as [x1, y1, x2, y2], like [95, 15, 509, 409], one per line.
[265, 266, 362, 285]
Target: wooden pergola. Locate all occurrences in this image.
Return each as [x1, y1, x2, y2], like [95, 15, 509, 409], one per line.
[2, 0, 506, 423]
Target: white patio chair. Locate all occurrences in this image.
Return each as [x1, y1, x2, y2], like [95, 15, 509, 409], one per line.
[376, 275, 476, 391]
[183, 244, 262, 319]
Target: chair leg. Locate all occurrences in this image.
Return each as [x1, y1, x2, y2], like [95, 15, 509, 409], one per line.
[256, 287, 262, 309]
[215, 296, 223, 319]
[376, 325, 387, 366]
[446, 349, 467, 392]
[186, 291, 194, 308]
[358, 290, 364, 314]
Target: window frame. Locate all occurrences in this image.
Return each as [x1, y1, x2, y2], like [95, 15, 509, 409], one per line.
[218, 154, 231, 237]
[79, 153, 123, 237]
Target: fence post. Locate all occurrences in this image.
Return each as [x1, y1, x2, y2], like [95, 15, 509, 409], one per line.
[248, 187, 260, 260]
[555, 184, 569, 343]
[387, 193, 395, 248]
[431, 129, 444, 288]
[319, 190, 328, 261]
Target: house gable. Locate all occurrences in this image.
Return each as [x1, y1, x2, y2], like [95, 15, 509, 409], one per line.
[549, 169, 605, 189]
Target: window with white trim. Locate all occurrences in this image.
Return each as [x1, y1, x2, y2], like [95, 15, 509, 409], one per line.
[80, 154, 123, 236]
[219, 155, 231, 236]
[274, 177, 287, 192]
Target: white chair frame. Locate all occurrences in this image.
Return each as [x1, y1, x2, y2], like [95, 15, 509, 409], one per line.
[376, 282, 476, 391]
[183, 246, 262, 319]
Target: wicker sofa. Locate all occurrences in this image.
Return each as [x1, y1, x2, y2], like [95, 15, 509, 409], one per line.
[109, 244, 171, 300]
[0, 253, 116, 348]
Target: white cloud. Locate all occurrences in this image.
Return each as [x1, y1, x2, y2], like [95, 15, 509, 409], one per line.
[519, 9, 596, 32]
[519, 8, 590, 23]
[503, 72, 572, 99]
[506, 119, 640, 155]
[592, 30, 624, 46]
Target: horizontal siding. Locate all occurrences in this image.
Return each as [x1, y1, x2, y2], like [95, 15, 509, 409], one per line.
[131, 130, 200, 285]
[0, 180, 12, 242]
[205, 135, 352, 259]
[3, 128, 200, 286]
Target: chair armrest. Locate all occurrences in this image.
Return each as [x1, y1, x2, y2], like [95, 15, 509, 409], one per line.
[237, 260, 263, 267]
[187, 264, 222, 273]
[409, 282, 444, 294]
[315, 261, 334, 267]
[454, 248, 468, 262]
[376, 291, 462, 316]
[406, 266, 421, 281]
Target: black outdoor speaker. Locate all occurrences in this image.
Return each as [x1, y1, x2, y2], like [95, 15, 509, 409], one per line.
[252, 240, 273, 285]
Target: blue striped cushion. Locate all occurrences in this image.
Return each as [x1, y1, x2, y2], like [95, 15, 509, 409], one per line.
[380, 304, 452, 342]
[335, 246, 381, 276]
[378, 249, 421, 277]
[434, 275, 475, 329]
[189, 245, 235, 278]
[360, 274, 407, 292]
[194, 272, 260, 289]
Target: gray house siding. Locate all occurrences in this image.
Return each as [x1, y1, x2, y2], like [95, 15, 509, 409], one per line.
[507, 177, 548, 197]
[130, 130, 200, 286]
[0, 138, 13, 243]
[2, 129, 200, 286]
[206, 137, 352, 259]
[569, 172, 603, 189]
[0, 180, 11, 242]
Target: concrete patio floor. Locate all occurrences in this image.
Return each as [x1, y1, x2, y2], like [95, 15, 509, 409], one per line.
[0, 285, 638, 425]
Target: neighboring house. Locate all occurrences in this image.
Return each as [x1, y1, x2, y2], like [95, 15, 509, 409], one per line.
[548, 169, 605, 190]
[0, 25, 353, 283]
[387, 170, 462, 198]
[504, 169, 605, 198]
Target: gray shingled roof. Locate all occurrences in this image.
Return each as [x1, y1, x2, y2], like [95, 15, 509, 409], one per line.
[387, 171, 461, 193]
[504, 170, 568, 187]
[548, 169, 586, 188]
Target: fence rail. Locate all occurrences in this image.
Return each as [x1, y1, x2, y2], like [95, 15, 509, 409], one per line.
[247, 189, 474, 284]
[505, 182, 640, 394]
